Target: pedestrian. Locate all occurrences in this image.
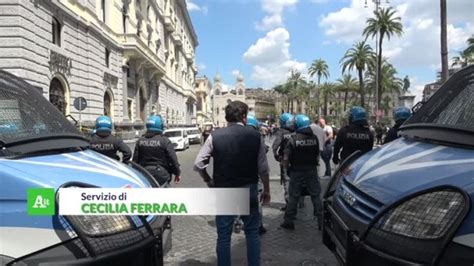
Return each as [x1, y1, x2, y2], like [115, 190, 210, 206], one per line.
[319, 118, 333, 139]
[89, 116, 131, 162]
[132, 115, 181, 186]
[194, 101, 271, 266]
[332, 106, 374, 165]
[272, 113, 294, 210]
[280, 114, 323, 231]
[247, 115, 268, 235]
[309, 118, 326, 153]
[375, 122, 384, 145]
[384, 106, 412, 144]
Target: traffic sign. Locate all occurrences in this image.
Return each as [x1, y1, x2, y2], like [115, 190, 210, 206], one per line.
[74, 97, 87, 111]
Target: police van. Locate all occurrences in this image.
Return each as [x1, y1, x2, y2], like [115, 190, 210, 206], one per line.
[0, 70, 171, 265]
[322, 65, 474, 265]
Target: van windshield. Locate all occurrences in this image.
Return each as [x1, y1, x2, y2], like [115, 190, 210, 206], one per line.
[165, 131, 182, 137]
[0, 70, 86, 150]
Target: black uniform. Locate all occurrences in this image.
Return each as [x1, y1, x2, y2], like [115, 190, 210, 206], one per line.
[132, 132, 181, 185]
[89, 132, 132, 162]
[333, 123, 374, 164]
[272, 127, 293, 203]
[384, 122, 403, 144]
[283, 127, 323, 226]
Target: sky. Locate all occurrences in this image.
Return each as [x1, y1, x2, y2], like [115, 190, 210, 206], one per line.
[187, 0, 474, 101]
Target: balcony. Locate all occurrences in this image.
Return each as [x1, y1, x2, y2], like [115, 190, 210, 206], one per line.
[171, 32, 183, 46]
[184, 52, 194, 63]
[164, 15, 176, 32]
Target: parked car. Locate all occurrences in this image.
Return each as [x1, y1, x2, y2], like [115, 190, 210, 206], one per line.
[0, 70, 171, 265]
[322, 65, 474, 265]
[164, 128, 189, 150]
[186, 127, 201, 144]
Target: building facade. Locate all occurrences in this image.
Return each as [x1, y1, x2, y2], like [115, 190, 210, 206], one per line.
[0, 0, 197, 135]
[210, 74, 246, 127]
[245, 88, 276, 123]
[195, 75, 212, 128]
[423, 82, 441, 102]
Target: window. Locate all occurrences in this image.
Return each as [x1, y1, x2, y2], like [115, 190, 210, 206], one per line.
[104, 91, 112, 117]
[101, 0, 106, 22]
[127, 99, 133, 120]
[49, 78, 66, 115]
[52, 17, 61, 46]
[105, 48, 110, 67]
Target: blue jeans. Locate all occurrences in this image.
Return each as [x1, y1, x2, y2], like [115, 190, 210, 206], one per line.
[216, 184, 260, 266]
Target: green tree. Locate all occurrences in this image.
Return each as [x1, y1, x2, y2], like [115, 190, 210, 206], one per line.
[465, 35, 474, 56]
[340, 41, 374, 108]
[288, 70, 306, 113]
[320, 82, 335, 117]
[308, 59, 330, 85]
[452, 50, 474, 68]
[335, 74, 358, 112]
[366, 60, 403, 104]
[363, 7, 403, 111]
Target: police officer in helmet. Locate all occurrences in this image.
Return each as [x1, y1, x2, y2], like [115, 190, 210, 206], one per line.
[384, 106, 411, 144]
[89, 116, 132, 162]
[272, 113, 295, 210]
[333, 106, 374, 165]
[132, 115, 181, 186]
[280, 114, 323, 231]
[247, 115, 268, 235]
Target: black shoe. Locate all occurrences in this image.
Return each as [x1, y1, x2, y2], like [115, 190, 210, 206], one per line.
[280, 221, 295, 230]
[259, 226, 267, 235]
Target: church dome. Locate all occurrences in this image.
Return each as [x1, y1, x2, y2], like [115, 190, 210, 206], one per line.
[237, 74, 244, 82]
[214, 74, 221, 82]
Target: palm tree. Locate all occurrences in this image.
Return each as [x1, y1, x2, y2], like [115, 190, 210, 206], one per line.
[366, 61, 403, 104]
[273, 83, 291, 112]
[340, 41, 374, 108]
[440, 0, 448, 82]
[451, 50, 474, 68]
[308, 59, 330, 85]
[363, 7, 403, 112]
[288, 70, 306, 113]
[465, 35, 474, 56]
[335, 74, 358, 112]
[319, 82, 336, 117]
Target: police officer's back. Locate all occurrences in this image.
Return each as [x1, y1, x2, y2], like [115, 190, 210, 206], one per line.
[384, 106, 411, 144]
[280, 114, 323, 231]
[333, 106, 374, 164]
[89, 116, 131, 162]
[133, 115, 181, 185]
[272, 113, 294, 162]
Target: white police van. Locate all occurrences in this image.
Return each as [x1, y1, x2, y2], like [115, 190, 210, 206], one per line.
[323, 65, 474, 265]
[0, 70, 171, 265]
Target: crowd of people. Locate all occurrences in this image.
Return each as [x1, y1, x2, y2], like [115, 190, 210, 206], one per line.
[86, 101, 412, 266]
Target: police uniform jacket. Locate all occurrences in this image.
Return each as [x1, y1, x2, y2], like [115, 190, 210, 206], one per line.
[333, 123, 374, 161]
[272, 127, 293, 162]
[132, 132, 181, 176]
[89, 132, 132, 161]
[284, 127, 320, 172]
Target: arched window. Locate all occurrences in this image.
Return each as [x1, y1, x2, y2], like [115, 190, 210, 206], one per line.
[105, 48, 110, 67]
[52, 17, 61, 46]
[49, 78, 66, 115]
[104, 91, 112, 117]
[215, 89, 220, 95]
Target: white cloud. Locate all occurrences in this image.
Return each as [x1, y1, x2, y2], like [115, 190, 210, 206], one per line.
[197, 63, 206, 72]
[256, 0, 298, 31]
[231, 70, 241, 77]
[244, 28, 307, 87]
[318, 0, 474, 68]
[186, 0, 208, 15]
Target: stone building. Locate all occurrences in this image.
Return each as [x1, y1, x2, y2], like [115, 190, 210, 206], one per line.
[422, 82, 441, 102]
[245, 88, 276, 123]
[195, 75, 212, 128]
[210, 74, 246, 127]
[0, 0, 198, 135]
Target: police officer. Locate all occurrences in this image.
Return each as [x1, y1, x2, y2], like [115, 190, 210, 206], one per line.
[384, 106, 411, 144]
[333, 106, 374, 165]
[272, 113, 294, 209]
[247, 115, 268, 235]
[280, 114, 323, 231]
[89, 116, 132, 162]
[132, 115, 181, 186]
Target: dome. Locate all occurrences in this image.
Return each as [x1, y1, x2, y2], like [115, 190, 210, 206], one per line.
[237, 74, 244, 82]
[214, 74, 221, 82]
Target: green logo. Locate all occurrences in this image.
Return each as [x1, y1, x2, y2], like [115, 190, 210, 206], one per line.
[27, 188, 55, 215]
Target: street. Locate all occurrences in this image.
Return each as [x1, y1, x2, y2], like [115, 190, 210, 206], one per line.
[135, 141, 339, 266]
